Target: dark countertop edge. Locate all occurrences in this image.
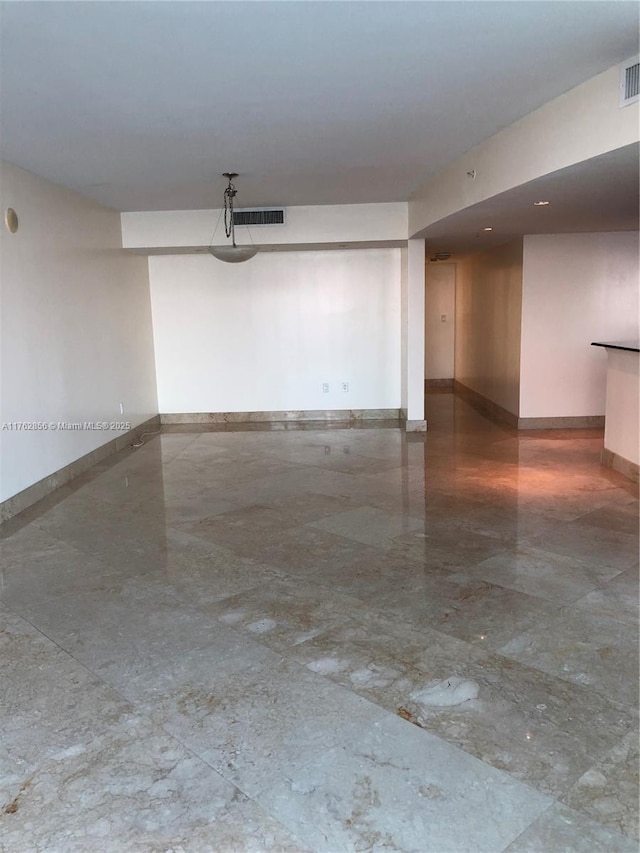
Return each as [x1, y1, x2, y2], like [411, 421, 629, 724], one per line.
[591, 341, 640, 353]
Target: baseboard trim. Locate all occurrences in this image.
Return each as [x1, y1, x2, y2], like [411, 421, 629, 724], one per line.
[425, 379, 453, 389]
[453, 382, 606, 431]
[0, 415, 161, 523]
[405, 419, 428, 433]
[518, 415, 605, 430]
[160, 409, 403, 424]
[453, 381, 518, 428]
[601, 448, 639, 483]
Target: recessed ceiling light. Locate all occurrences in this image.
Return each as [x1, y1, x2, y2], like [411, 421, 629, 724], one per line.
[533, 200, 550, 206]
[483, 227, 493, 231]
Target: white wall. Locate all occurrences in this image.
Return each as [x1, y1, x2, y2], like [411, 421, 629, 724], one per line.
[455, 240, 523, 416]
[520, 232, 640, 418]
[425, 263, 455, 379]
[0, 161, 158, 502]
[149, 249, 401, 413]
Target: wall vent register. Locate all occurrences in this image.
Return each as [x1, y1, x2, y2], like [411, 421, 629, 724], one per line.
[620, 55, 639, 107]
[233, 209, 285, 226]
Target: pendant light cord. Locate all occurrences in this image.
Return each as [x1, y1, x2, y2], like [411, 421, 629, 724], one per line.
[207, 172, 258, 261]
[223, 178, 237, 247]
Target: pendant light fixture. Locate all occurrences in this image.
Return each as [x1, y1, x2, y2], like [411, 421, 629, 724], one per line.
[208, 173, 259, 263]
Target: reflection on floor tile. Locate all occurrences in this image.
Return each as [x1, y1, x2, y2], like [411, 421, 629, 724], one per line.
[395, 522, 509, 567]
[0, 526, 128, 608]
[139, 528, 288, 605]
[307, 505, 424, 546]
[364, 566, 555, 650]
[1, 392, 637, 850]
[527, 519, 638, 571]
[16, 576, 244, 685]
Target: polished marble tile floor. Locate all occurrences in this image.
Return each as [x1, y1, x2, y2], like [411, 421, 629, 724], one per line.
[1, 393, 638, 852]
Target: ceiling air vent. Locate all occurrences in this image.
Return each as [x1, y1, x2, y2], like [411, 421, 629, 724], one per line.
[233, 209, 285, 226]
[620, 55, 639, 107]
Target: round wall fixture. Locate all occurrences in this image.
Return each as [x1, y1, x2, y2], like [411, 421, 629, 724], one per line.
[5, 208, 18, 233]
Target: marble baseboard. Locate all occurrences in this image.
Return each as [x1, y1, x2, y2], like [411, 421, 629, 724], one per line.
[454, 382, 605, 432]
[602, 448, 639, 483]
[161, 419, 402, 435]
[453, 381, 519, 428]
[405, 419, 428, 433]
[519, 415, 605, 430]
[0, 416, 161, 523]
[161, 409, 402, 425]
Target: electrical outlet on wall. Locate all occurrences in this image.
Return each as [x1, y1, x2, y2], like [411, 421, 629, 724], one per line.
[322, 383, 329, 393]
[341, 382, 349, 392]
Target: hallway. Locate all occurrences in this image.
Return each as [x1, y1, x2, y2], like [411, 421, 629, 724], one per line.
[1, 393, 638, 851]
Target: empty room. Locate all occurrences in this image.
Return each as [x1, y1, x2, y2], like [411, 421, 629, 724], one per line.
[1, 2, 638, 851]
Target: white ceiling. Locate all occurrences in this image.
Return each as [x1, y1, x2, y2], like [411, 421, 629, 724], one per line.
[1, 1, 638, 212]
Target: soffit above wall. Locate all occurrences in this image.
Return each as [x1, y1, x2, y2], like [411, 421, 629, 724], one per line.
[124, 241, 407, 256]
[421, 143, 640, 260]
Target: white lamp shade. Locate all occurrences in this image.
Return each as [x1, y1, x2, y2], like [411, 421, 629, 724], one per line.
[208, 245, 259, 263]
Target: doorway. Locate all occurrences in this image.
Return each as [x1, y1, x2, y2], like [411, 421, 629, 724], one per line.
[425, 261, 456, 387]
